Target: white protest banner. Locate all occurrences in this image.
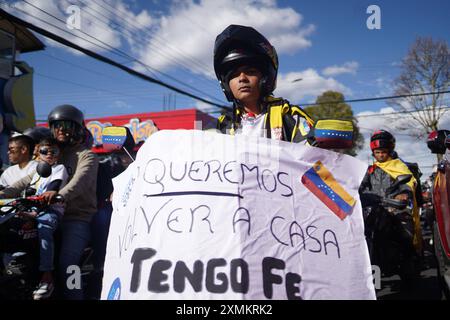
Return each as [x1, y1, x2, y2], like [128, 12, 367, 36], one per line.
[101, 130, 376, 300]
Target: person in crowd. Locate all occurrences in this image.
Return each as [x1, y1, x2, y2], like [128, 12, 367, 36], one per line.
[359, 130, 422, 280]
[0, 137, 69, 299]
[46, 104, 99, 300]
[214, 24, 315, 142]
[0, 135, 37, 188]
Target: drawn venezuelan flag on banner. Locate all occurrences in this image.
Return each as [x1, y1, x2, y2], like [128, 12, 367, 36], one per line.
[301, 161, 356, 220]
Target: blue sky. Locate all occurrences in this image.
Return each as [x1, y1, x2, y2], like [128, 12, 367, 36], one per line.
[2, 0, 449, 175]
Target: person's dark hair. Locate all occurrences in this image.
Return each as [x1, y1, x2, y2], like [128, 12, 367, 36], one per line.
[39, 137, 60, 149]
[9, 135, 35, 158]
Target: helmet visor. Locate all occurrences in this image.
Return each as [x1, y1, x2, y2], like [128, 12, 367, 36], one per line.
[370, 139, 393, 151]
[222, 57, 266, 83]
[50, 120, 76, 131]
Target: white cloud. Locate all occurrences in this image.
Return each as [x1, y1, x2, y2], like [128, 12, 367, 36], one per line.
[6, 0, 154, 55]
[274, 68, 351, 102]
[355, 108, 450, 178]
[195, 100, 213, 113]
[135, 8, 154, 27]
[113, 100, 132, 109]
[372, 76, 395, 97]
[322, 61, 359, 77]
[135, 0, 315, 76]
[6, 0, 316, 83]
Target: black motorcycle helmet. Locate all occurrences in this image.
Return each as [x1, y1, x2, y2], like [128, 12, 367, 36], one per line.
[23, 126, 52, 144]
[214, 24, 278, 102]
[370, 130, 396, 153]
[48, 104, 86, 145]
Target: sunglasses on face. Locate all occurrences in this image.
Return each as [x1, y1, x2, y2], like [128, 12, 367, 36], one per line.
[7, 147, 20, 154]
[39, 147, 59, 156]
[51, 120, 76, 130]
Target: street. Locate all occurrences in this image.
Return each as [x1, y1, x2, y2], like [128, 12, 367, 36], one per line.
[376, 224, 445, 300]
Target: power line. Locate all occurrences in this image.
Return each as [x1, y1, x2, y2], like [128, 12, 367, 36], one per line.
[19, 0, 225, 104]
[17, 0, 224, 103]
[35, 72, 168, 101]
[200, 91, 449, 115]
[41, 52, 123, 80]
[358, 126, 424, 137]
[92, 0, 225, 97]
[0, 7, 229, 110]
[34, 72, 165, 103]
[355, 106, 450, 118]
[96, 0, 213, 75]
[76, 0, 221, 94]
[299, 90, 450, 107]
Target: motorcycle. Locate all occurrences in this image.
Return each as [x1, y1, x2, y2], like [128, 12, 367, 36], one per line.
[361, 174, 420, 286]
[0, 162, 94, 300]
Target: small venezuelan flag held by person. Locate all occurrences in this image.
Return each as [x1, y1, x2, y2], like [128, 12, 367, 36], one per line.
[301, 161, 356, 220]
[314, 119, 353, 149]
[102, 126, 128, 152]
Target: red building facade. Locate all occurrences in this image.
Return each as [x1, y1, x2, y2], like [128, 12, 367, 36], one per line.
[84, 109, 216, 153]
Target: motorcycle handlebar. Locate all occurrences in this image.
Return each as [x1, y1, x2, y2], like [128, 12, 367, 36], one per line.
[0, 194, 65, 207]
[381, 198, 408, 210]
[0, 194, 65, 225]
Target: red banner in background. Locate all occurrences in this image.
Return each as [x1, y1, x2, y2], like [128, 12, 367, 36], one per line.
[86, 118, 158, 146]
[83, 109, 217, 153]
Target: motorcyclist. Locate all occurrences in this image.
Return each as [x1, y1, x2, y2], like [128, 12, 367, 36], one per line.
[46, 104, 99, 299]
[0, 137, 69, 300]
[214, 24, 315, 142]
[359, 130, 422, 278]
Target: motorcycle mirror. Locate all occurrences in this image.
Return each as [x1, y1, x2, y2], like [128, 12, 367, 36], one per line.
[427, 130, 450, 154]
[382, 198, 408, 210]
[309, 119, 354, 149]
[36, 161, 52, 178]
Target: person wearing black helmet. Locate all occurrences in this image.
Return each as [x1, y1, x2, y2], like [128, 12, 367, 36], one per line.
[214, 24, 314, 142]
[361, 130, 414, 197]
[46, 104, 99, 299]
[359, 130, 422, 274]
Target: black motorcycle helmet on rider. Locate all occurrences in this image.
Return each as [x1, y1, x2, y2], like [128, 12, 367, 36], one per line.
[48, 104, 86, 146]
[370, 130, 396, 155]
[23, 126, 52, 144]
[214, 24, 279, 102]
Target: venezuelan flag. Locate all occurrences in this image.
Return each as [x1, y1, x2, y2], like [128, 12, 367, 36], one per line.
[301, 161, 356, 220]
[314, 120, 353, 149]
[102, 127, 128, 151]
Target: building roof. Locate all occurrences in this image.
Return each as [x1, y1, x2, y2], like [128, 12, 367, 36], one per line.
[0, 17, 45, 53]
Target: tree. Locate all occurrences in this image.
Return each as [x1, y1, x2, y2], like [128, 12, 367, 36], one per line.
[305, 91, 364, 156]
[390, 37, 449, 160]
